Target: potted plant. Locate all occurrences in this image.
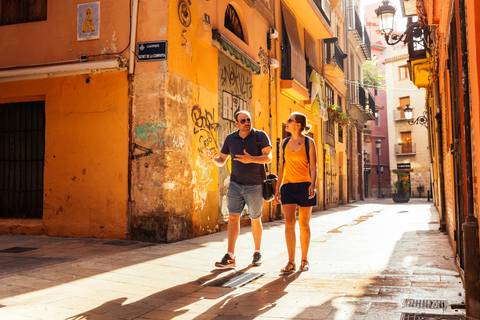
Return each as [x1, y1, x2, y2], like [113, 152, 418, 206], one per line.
[389, 170, 411, 203]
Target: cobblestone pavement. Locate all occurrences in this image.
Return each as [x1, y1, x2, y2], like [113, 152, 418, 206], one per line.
[0, 199, 466, 319]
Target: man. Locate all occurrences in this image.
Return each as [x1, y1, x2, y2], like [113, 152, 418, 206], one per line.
[206, 110, 272, 267]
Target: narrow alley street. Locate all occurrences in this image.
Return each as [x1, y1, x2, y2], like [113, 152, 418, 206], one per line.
[0, 200, 466, 320]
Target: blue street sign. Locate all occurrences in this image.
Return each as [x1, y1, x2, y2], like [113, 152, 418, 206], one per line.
[137, 41, 167, 62]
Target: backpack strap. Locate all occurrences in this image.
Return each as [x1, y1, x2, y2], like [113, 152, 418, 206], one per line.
[282, 136, 291, 164]
[305, 136, 310, 164]
[282, 135, 310, 164]
[255, 131, 268, 178]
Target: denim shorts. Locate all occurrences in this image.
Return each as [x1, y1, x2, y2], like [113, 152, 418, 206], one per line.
[227, 181, 264, 220]
[280, 182, 317, 207]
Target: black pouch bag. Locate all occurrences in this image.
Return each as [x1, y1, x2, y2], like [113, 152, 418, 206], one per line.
[255, 131, 277, 201]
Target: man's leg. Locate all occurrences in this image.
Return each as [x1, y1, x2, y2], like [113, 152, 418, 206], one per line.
[227, 214, 241, 254]
[251, 217, 263, 251]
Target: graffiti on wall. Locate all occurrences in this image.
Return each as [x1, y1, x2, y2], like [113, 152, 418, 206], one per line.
[220, 63, 253, 101]
[191, 105, 219, 213]
[134, 120, 167, 144]
[191, 105, 219, 155]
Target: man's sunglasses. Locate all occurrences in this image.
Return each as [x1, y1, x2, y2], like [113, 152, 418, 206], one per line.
[240, 118, 251, 124]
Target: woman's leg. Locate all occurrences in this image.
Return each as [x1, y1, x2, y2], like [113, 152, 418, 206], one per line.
[282, 203, 297, 264]
[298, 206, 312, 262]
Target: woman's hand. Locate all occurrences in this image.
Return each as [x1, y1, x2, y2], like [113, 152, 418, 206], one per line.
[308, 183, 316, 199]
[275, 190, 281, 204]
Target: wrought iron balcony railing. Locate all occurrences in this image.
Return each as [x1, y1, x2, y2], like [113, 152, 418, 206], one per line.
[395, 143, 416, 155]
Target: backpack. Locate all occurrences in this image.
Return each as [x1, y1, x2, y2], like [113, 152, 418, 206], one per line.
[282, 136, 310, 164]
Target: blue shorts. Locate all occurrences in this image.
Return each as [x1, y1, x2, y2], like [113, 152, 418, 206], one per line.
[280, 182, 317, 207]
[227, 181, 264, 220]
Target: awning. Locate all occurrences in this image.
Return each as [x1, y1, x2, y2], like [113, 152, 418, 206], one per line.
[0, 58, 127, 83]
[212, 30, 261, 75]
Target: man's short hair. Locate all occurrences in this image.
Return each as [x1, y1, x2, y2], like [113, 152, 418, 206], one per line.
[234, 110, 251, 121]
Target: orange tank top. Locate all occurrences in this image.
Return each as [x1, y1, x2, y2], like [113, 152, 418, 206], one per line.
[283, 140, 311, 184]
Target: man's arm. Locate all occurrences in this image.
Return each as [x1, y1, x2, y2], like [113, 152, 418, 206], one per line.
[206, 148, 229, 167]
[234, 146, 272, 164]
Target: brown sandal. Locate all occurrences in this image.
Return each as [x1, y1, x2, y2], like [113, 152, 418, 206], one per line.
[299, 260, 309, 271]
[281, 261, 296, 274]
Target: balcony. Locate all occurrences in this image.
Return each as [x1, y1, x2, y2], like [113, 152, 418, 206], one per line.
[348, 8, 371, 60]
[394, 109, 408, 121]
[313, 0, 331, 25]
[325, 42, 346, 79]
[395, 143, 416, 156]
[282, 0, 332, 39]
[349, 84, 376, 124]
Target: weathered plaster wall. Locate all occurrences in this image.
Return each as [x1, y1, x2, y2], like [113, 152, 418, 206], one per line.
[0, 72, 130, 238]
[130, 0, 272, 242]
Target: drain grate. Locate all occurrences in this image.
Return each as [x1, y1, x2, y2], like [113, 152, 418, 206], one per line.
[220, 272, 264, 288]
[404, 299, 447, 309]
[102, 240, 138, 246]
[0, 247, 38, 253]
[401, 313, 465, 320]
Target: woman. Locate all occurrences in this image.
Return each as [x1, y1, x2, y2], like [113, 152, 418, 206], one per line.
[275, 112, 318, 273]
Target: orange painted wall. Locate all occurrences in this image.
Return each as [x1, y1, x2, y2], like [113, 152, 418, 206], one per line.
[0, 1, 130, 68]
[0, 72, 129, 239]
[465, 0, 480, 216]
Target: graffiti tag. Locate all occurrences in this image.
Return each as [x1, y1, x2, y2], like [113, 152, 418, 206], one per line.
[220, 64, 253, 100]
[191, 105, 219, 155]
[135, 120, 167, 144]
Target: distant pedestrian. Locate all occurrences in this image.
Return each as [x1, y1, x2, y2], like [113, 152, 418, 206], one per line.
[275, 112, 317, 273]
[206, 110, 272, 268]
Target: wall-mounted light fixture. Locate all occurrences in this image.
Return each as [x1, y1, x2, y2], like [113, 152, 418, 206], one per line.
[404, 105, 428, 127]
[270, 59, 280, 69]
[375, 0, 424, 47]
[268, 28, 278, 39]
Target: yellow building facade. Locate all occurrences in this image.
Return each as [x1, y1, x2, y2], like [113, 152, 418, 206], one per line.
[0, 0, 373, 243]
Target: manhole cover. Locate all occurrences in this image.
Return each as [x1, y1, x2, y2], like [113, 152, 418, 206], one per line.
[0, 247, 37, 253]
[401, 313, 465, 320]
[404, 299, 447, 309]
[218, 272, 264, 288]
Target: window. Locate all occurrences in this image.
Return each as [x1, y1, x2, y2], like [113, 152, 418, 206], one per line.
[0, 0, 47, 26]
[398, 96, 410, 119]
[401, 131, 412, 153]
[224, 4, 244, 41]
[399, 65, 408, 80]
[375, 112, 380, 127]
[326, 84, 335, 136]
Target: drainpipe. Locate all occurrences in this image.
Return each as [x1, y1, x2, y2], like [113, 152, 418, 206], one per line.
[126, 0, 139, 240]
[455, 0, 480, 318]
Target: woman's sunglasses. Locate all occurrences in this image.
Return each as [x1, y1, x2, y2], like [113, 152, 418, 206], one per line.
[287, 118, 297, 123]
[240, 118, 251, 124]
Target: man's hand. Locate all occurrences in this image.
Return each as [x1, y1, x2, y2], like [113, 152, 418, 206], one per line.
[234, 149, 254, 163]
[205, 148, 216, 162]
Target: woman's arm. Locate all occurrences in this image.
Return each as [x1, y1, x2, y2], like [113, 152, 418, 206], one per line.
[275, 139, 286, 204]
[308, 138, 318, 199]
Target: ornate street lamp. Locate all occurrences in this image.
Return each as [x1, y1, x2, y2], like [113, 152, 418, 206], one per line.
[376, 138, 382, 198]
[404, 104, 428, 127]
[375, 1, 425, 48]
